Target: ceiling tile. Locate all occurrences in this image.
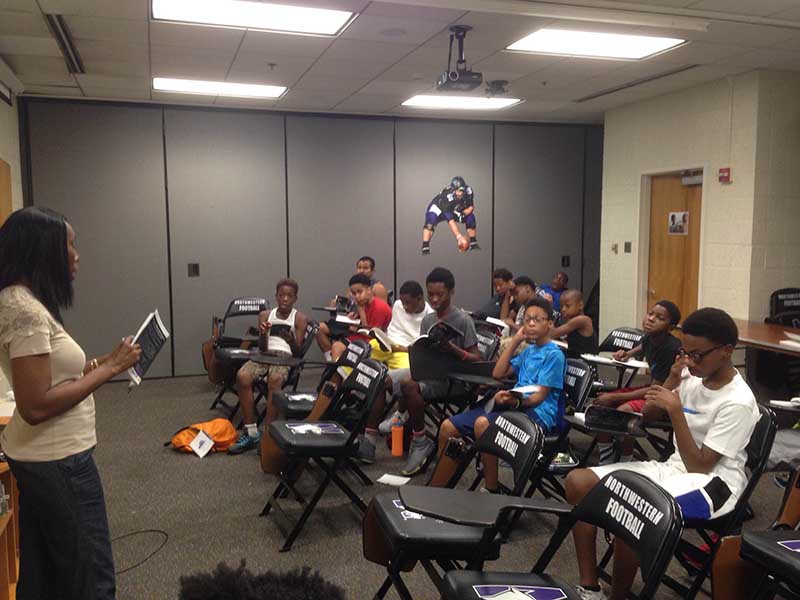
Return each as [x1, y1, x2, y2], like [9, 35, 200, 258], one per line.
[774, 31, 800, 52]
[0, 35, 60, 57]
[474, 51, 563, 76]
[3, 54, 73, 85]
[213, 96, 280, 108]
[151, 90, 216, 105]
[227, 54, 313, 85]
[341, 14, 450, 45]
[0, 0, 40, 12]
[82, 86, 150, 99]
[513, 57, 628, 90]
[362, 3, 463, 21]
[603, 0, 695, 6]
[0, 11, 49, 35]
[277, 0, 367, 10]
[684, 21, 794, 48]
[37, 0, 146, 20]
[769, 7, 800, 20]
[75, 73, 149, 89]
[303, 54, 391, 80]
[642, 41, 750, 67]
[76, 39, 148, 62]
[723, 48, 800, 71]
[334, 92, 405, 112]
[322, 38, 416, 63]
[81, 56, 149, 77]
[687, 0, 800, 17]
[151, 44, 234, 79]
[357, 78, 431, 95]
[238, 30, 333, 58]
[22, 84, 83, 96]
[150, 21, 244, 53]
[291, 75, 371, 93]
[66, 15, 147, 44]
[277, 89, 349, 110]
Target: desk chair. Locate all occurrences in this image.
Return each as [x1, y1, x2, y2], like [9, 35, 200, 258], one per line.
[399, 470, 683, 600]
[208, 296, 269, 415]
[582, 327, 646, 391]
[262, 358, 387, 552]
[597, 404, 777, 600]
[362, 412, 544, 600]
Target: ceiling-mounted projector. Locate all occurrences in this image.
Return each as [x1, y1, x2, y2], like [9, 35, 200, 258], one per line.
[436, 25, 483, 92]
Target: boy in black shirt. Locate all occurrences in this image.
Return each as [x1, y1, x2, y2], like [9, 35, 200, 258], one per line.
[593, 300, 681, 464]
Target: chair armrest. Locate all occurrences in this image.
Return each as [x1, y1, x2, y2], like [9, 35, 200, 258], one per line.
[398, 486, 571, 528]
[448, 373, 509, 387]
[247, 354, 303, 368]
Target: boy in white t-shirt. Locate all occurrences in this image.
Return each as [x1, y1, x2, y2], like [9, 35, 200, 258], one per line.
[357, 280, 434, 463]
[565, 308, 760, 600]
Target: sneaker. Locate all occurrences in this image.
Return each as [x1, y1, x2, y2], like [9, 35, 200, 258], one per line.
[379, 410, 409, 435]
[775, 474, 790, 489]
[227, 431, 261, 455]
[400, 436, 435, 476]
[576, 586, 608, 600]
[468, 241, 481, 251]
[421, 246, 431, 255]
[357, 436, 376, 464]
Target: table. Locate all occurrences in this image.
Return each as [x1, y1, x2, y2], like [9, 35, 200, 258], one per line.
[734, 319, 800, 356]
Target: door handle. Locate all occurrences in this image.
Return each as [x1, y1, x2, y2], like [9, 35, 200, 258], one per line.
[648, 289, 655, 296]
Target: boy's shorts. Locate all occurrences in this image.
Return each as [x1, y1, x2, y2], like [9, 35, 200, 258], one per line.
[604, 386, 646, 412]
[238, 359, 290, 383]
[590, 460, 737, 520]
[449, 406, 547, 438]
[368, 339, 410, 370]
[417, 379, 467, 401]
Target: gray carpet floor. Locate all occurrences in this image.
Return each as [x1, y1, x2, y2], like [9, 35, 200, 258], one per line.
[94, 374, 785, 600]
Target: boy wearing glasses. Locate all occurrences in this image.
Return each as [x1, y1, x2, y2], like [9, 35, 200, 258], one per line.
[565, 308, 760, 600]
[593, 300, 682, 464]
[435, 296, 566, 492]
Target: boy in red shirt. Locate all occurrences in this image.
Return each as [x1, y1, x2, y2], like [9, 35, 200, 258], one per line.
[330, 273, 392, 361]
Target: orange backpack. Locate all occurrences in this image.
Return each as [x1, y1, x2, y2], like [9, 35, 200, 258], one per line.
[166, 418, 238, 454]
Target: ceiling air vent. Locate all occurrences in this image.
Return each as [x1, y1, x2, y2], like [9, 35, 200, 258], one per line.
[44, 14, 85, 74]
[574, 64, 699, 102]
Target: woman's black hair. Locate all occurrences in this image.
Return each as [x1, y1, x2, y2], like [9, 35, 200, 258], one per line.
[426, 267, 455, 291]
[0, 207, 72, 323]
[682, 307, 738, 347]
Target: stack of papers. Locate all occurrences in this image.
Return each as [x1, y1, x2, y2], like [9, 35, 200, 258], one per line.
[779, 339, 800, 351]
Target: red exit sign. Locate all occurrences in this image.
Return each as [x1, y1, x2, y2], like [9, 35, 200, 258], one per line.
[718, 167, 731, 183]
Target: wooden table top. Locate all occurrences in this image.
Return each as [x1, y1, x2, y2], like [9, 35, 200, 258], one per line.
[734, 318, 800, 355]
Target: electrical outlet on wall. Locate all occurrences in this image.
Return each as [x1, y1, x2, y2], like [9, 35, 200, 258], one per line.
[624, 242, 632, 253]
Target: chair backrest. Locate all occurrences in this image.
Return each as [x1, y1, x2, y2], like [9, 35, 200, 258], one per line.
[599, 327, 645, 354]
[298, 320, 320, 358]
[220, 297, 269, 339]
[314, 338, 372, 396]
[770, 312, 800, 329]
[476, 329, 501, 361]
[770, 288, 800, 319]
[330, 358, 388, 439]
[573, 471, 683, 598]
[745, 404, 777, 474]
[564, 358, 593, 412]
[474, 412, 545, 495]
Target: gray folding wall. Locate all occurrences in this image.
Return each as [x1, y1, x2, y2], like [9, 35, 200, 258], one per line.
[25, 99, 602, 377]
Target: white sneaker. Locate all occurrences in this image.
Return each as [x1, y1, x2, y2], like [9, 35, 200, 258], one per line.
[576, 585, 608, 600]
[378, 410, 408, 434]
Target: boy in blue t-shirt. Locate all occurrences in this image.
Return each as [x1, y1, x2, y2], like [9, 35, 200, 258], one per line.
[437, 296, 566, 492]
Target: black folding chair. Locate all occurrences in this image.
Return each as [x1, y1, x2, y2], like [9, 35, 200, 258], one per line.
[398, 469, 683, 600]
[363, 412, 544, 600]
[208, 296, 269, 414]
[583, 327, 646, 390]
[770, 288, 800, 320]
[597, 404, 777, 600]
[262, 357, 387, 552]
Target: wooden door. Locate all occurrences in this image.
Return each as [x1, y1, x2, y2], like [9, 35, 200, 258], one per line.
[647, 173, 701, 317]
[0, 159, 10, 226]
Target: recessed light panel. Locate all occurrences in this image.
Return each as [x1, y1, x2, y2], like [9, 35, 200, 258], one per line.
[507, 28, 684, 60]
[402, 95, 522, 110]
[153, 77, 287, 98]
[152, 0, 354, 36]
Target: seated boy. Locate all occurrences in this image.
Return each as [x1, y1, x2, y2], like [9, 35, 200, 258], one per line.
[476, 268, 514, 320]
[228, 279, 308, 454]
[593, 300, 682, 464]
[437, 296, 566, 492]
[329, 273, 392, 362]
[357, 280, 435, 463]
[539, 271, 569, 312]
[355, 255, 389, 303]
[497, 276, 544, 357]
[550, 289, 598, 359]
[398, 267, 482, 476]
[565, 308, 760, 600]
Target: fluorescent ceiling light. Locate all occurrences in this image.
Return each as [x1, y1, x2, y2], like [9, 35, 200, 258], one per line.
[153, 77, 286, 98]
[152, 0, 354, 36]
[402, 95, 522, 111]
[507, 29, 684, 60]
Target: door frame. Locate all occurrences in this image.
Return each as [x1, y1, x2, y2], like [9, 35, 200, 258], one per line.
[636, 163, 709, 327]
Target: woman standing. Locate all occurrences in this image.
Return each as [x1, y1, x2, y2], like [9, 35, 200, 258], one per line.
[0, 207, 141, 599]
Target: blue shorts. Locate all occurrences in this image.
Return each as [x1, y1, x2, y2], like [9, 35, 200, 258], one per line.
[449, 405, 547, 438]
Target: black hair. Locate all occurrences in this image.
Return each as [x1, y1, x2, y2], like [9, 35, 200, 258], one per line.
[681, 307, 738, 347]
[357, 256, 375, 269]
[655, 299, 681, 326]
[0, 207, 73, 324]
[561, 288, 583, 302]
[179, 561, 345, 600]
[523, 296, 553, 319]
[492, 268, 513, 281]
[348, 273, 372, 287]
[426, 267, 455, 291]
[513, 275, 535, 289]
[275, 278, 298, 295]
[398, 280, 423, 298]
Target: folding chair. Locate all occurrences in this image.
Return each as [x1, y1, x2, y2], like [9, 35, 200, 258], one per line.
[597, 403, 777, 600]
[398, 470, 683, 600]
[582, 327, 647, 390]
[208, 296, 269, 414]
[269, 338, 370, 421]
[261, 357, 387, 552]
[362, 412, 545, 600]
[769, 288, 800, 322]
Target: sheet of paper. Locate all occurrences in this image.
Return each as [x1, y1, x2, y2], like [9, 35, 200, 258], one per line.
[190, 430, 214, 458]
[377, 474, 411, 486]
[779, 339, 800, 351]
[0, 403, 14, 418]
[511, 384, 541, 395]
[335, 314, 360, 325]
[573, 412, 586, 424]
[784, 331, 800, 342]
